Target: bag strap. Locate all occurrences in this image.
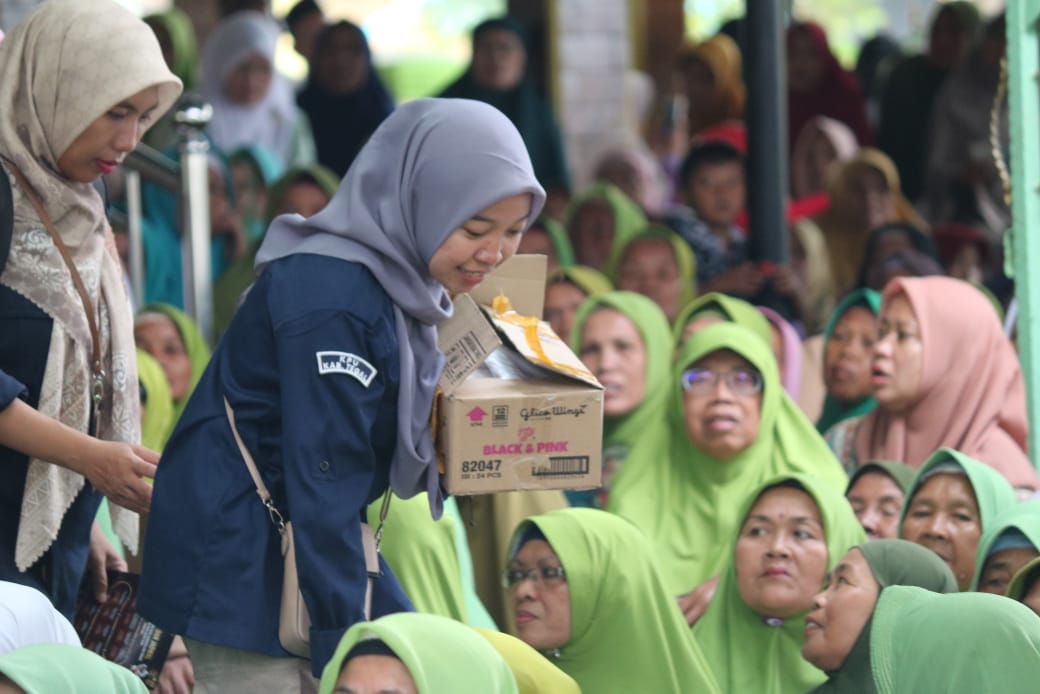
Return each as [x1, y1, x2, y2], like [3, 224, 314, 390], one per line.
[2, 157, 105, 434]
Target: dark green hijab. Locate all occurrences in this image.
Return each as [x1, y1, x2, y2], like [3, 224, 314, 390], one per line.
[816, 289, 882, 433]
[811, 539, 958, 693]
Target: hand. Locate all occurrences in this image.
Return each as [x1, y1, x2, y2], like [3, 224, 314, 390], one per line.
[80, 440, 158, 515]
[156, 636, 195, 694]
[676, 575, 720, 627]
[705, 263, 765, 296]
[88, 520, 128, 603]
[770, 264, 801, 296]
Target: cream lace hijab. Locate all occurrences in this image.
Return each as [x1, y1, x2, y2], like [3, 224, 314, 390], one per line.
[0, 0, 181, 569]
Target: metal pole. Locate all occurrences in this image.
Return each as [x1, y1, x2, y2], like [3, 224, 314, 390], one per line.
[125, 170, 145, 309]
[744, 0, 791, 314]
[175, 98, 214, 344]
[1007, 1, 1040, 468]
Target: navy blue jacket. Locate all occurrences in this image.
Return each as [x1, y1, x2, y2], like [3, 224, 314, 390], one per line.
[139, 254, 413, 675]
[0, 286, 102, 618]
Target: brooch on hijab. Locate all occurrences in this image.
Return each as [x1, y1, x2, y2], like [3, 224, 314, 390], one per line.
[544, 647, 562, 659]
[762, 616, 785, 628]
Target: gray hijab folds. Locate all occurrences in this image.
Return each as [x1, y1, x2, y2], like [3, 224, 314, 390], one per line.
[256, 98, 546, 516]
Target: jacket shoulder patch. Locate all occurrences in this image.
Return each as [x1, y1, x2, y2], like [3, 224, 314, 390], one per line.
[316, 351, 377, 387]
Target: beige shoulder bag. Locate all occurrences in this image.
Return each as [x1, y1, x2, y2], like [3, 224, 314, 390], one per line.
[223, 397, 390, 659]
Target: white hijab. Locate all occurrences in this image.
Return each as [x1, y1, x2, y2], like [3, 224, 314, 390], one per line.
[0, 0, 181, 569]
[0, 581, 80, 654]
[257, 98, 545, 517]
[201, 11, 300, 166]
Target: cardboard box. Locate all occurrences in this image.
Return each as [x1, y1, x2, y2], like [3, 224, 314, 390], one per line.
[437, 255, 604, 495]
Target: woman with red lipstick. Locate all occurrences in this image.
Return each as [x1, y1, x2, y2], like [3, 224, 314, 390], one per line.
[693, 473, 864, 694]
[0, 0, 180, 617]
[609, 322, 847, 601]
[801, 539, 957, 692]
[897, 448, 1016, 591]
[838, 276, 1039, 493]
[505, 508, 721, 693]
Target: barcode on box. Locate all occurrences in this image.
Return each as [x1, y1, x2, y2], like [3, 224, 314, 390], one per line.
[442, 331, 490, 386]
[532, 455, 590, 477]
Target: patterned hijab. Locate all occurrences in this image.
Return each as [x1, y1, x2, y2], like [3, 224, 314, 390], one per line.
[0, 0, 181, 569]
[256, 98, 545, 516]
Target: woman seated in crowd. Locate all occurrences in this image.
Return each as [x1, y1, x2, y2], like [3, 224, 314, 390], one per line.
[0, 644, 149, 693]
[672, 291, 772, 348]
[790, 116, 859, 201]
[201, 11, 315, 169]
[802, 539, 959, 692]
[845, 460, 916, 540]
[814, 149, 927, 295]
[517, 216, 574, 273]
[864, 586, 1040, 692]
[228, 144, 284, 244]
[816, 289, 880, 434]
[855, 222, 942, 291]
[542, 266, 611, 345]
[898, 448, 1016, 591]
[563, 181, 646, 271]
[609, 322, 847, 602]
[505, 508, 720, 693]
[317, 613, 518, 694]
[612, 226, 696, 324]
[970, 500, 1040, 594]
[134, 305, 211, 447]
[693, 473, 864, 693]
[1009, 556, 1040, 618]
[828, 277, 1039, 492]
[569, 292, 672, 509]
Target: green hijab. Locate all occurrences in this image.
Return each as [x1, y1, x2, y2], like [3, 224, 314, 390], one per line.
[136, 348, 173, 453]
[845, 460, 917, 494]
[609, 322, 848, 593]
[609, 224, 698, 313]
[144, 8, 198, 90]
[672, 291, 773, 347]
[1008, 554, 1040, 601]
[969, 500, 1040, 591]
[474, 628, 581, 694]
[816, 289, 882, 433]
[535, 215, 575, 268]
[0, 644, 148, 693]
[547, 265, 612, 299]
[811, 539, 958, 693]
[366, 494, 496, 628]
[230, 145, 286, 243]
[694, 473, 865, 694]
[213, 164, 342, 337]
[318, 612, 518, 694]
[870, 586, 1040, 693]
[568, 292, 673, 507]
[136, 304, 211, 442]
[563, 181, 647, 272]
[513, 508, 721, 693]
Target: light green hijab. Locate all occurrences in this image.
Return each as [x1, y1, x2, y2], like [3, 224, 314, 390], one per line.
[898, 448, 1017, 590]
[810, 539, 958, 694]
[845, 459, 917, 495]
[547, 265, 612, 299]
[563, 181, 647, 271]
[318, 612, 518, 694]
[535, 215, 575, 268]
[870, 586, 1040, 693]
[366, 494, 495, 629]
[136, 348, 173, 453]
[969, 500, 1040, 591]
[609, 322, 848, 593]
[609, 224, 698, 317]
[672, 291, 773, 346]
[816, 289, 882, 434]
[694, 473, 865, 694]
[136, 304, 211, 441]
[512, 508, 721, 693]
[474, 628, 580, 694]
[569, 292, 673, 508]
[143, 9, 198, 89]
[0, 644, 148, 693]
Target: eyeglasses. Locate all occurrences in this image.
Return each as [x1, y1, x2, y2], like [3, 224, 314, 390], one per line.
[681, 367, 763, 396]
[502, 566, 567, 588]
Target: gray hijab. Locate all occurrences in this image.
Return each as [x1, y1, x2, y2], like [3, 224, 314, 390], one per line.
[256, 98, 546, 517]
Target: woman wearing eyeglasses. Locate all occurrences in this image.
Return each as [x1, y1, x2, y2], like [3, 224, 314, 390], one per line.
[504, 508, 721, 693]
[609, 322, 847, 626]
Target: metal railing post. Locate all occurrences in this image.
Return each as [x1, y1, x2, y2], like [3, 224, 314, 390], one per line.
[175, 98, 214, 344]
[125, 169, 145, 308]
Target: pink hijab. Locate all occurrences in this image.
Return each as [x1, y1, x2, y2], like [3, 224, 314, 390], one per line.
[758, 306, 802, 399]
[855, 277, 1037, 490]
